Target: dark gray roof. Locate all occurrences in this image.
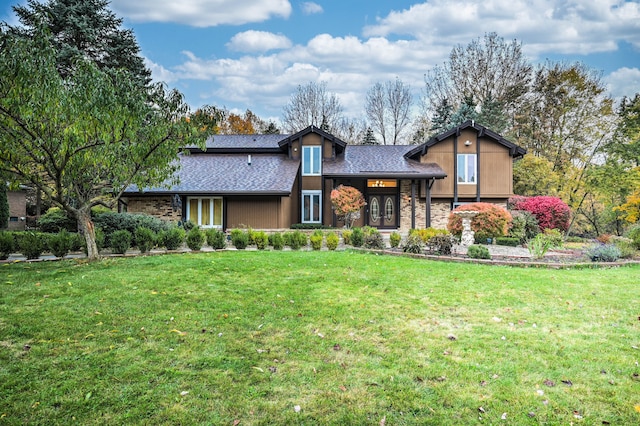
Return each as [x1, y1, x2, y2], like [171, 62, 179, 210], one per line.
[203, 133, 289, 149]
[406, 120, 526, 159]
[324, 145, 447, 178]
[126, 153, 300, 195]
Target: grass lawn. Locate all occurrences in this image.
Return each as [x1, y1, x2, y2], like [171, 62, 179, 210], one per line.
[1, 251, 639, 425]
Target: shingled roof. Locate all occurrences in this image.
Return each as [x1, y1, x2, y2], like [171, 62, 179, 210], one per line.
[324, 145, 447, 179]
[127, 153, 300, 195]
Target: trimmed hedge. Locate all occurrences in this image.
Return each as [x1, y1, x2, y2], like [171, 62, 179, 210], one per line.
[496, 237, 520, 247]
[186, 227, 205, 251]
[0, 231, 15, 260]
[206, 229, 227, 250]
[467, 244, 491, 259]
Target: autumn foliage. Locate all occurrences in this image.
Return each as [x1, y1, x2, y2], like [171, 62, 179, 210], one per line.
[447, 203, 512, 241]
[614, 189, 640, 223]
[508, 196, 571, 232]
[330, 185, 366, 228]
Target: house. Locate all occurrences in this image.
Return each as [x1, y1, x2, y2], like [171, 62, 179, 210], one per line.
[121, 120, 525, 231]
[6, 189, 27, 231]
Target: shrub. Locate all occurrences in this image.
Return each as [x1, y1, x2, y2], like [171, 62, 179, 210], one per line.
[342, 230, 353, 245]
[508, 210, 539, 243]
[290, 223, 330, 230]
[587, 244, 621, 262]
[495, 237, 519, 247]
[330, 185, 366, 228]
[510, 196, 571, 233]
[17, 232, 46, 259]
[206, 229, 227, 250]
[610, 236, 636, 259]
[94, 228, 105, 253]
[402, 233, 423, 254]
[93, 212, 171, 245]
[110, 230, 132, 254]
[246, 228, 257, 245]
[70, 233, 85, 252]
[467, 244, 491, 259]
[161, 227, 185, 250]
[186, 227, 205, 251]
[37, 207, 77, 232]
[310, 230, 323, 250]
[389, 231, 401, 248]
[135, 227, 156, 253]
[426, 234, 456, 255]
[181, 220, 196, 232]
[253, 231, 269, 250]
[47, 229, 73, 258]
[0, 231, 15, 260]
[447, 203, 512, 242]
[282, 231, 293, 247]
[364, 230, 385, 250]
[270, 232, 284, 250]
[230, 229, 249, 250]
[542, 228, 563, 248]
[326, 232, 339, 251]
[626, 225, 640, 250]
[409, 227, 449, 243]
[350, 227, 364, 247]
[596, 234, 612, 244]
[527, 234, 552, 259]
[289, 230, 307, 250]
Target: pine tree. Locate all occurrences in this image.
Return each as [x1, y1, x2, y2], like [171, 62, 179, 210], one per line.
[361, 127, 378, 145]
[11, 0, 151, 86]
[450, 96, 478, 127]
[429, 98, 454, 135]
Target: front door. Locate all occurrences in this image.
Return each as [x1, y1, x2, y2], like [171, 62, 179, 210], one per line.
[368, 195, 396, 228]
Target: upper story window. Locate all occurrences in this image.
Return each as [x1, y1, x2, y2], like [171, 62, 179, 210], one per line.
[457, 154, 477, 184]
[302, 146, 321, 176]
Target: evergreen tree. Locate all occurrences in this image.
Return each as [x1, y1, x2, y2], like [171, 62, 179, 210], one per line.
[262, 121, 280, 134]
[477, 93, 509, 133]
[10, 0, 151, 86]
[449, 96, 478, 126]
[429, 98, 453, 135]
[361, 127, 378, 145]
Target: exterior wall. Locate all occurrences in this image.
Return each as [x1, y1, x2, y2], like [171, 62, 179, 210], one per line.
[399, 180, 426, 231]
[7, 190, 27, 231]
[226, 196, 283, 229]
[121, 196, 182, 222]
[430, 201, 452, 230]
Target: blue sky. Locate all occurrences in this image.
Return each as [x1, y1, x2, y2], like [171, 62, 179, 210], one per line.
[2, 0, 639, 124]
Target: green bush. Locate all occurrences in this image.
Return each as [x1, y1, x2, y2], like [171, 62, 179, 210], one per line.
[389, 231, 401, 248]
[426, 234, 456, 255]
[610, 236, 636, 259]
[0, 231, 15, 260]
[289, 230, 307, 250]
[37, 207, 77, 232]
[230, 229, 249, 249]
[542, 228, 563, 248]
[254, 231, 269, 250]
[310, 230, 323, 250]
[341, 230, 353, 245]
[467, 244, 491, 259]
[527, 234, 552, 259]
[587, 244, 621, 262]
[181, 220, 196, 232]
[402, 233, 423, 254]
[626, 225, 640, 250]
[186, 227, 205, 251]
[270, 232, 284, 250]
[364, 230, 385, 250]
[508, 210, 539, 243]
[135, 227, 156, 254]
[70, 233, 84, 252]
[206, 229, 227, 250]
[161, 227, 185, 250]
[17, 232, 45, 259]
[93, 212, 171, 246]
[496, 237, 520, 247]
[351, 227, 364, 247]
[282, 231, 293, 247]
[47, 229, 73, 258]
[290, 223, 329, 230]
[409, 227, 449, 243]
[110, 230, 132, 254]
[326, 232, 339, 251]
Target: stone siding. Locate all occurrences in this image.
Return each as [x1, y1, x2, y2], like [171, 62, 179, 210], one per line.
[399, 181, 453, 231]
[430, 202, 451, 230]
[125, 197, 181, 222]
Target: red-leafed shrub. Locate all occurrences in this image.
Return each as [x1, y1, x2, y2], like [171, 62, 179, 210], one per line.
[509, 196, 570, 233]
[447, 203, 512, 242]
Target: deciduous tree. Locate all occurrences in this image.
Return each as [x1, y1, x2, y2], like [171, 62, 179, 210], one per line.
[330, 185, 365, 228]
[282, 81, 344, 133]
[365, 78, 412, 145]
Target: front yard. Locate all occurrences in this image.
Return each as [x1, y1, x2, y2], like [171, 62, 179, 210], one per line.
[1, 251, 639, 424]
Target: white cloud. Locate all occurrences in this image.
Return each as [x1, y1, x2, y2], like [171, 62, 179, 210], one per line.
[605, 67, 640, 99]
[227, 31, 292, 53]
[301, 2, 323, 15]
[111, 0, 292, 27]
[144, 58, 178, 84]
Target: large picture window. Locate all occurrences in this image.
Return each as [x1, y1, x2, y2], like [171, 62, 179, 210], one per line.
[302, 191, 322, 223]
[457, 154, 477, 184]
[187, 197, 223, 228]
[302, 146, 321, 175]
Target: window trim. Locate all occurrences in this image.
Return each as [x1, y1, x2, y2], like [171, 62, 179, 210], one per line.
[302, 146, 322, 176]
[186, 197, 223, 229]
[301, 190, 322, 223]
[457, 154, 477, 184]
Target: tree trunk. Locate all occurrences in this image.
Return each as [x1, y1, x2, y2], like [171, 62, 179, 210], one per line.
[77, 209, 100, 260]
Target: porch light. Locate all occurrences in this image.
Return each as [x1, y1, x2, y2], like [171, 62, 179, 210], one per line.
[464, 140, 472, 146]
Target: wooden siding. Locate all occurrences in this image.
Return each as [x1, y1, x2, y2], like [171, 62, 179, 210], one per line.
[226, 197, 283, 229]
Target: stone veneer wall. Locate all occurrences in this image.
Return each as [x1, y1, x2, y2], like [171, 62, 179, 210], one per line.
[399, 180, 452, 231]
[125, 197, 181, 222]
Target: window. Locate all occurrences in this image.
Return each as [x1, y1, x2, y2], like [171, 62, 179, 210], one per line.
[186, 197, 223, 228]
[302, 146, 321, 175]
[457, 154, 477, 184]
[302, 191, 322, 223]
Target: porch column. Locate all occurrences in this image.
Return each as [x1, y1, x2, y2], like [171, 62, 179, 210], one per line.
[425, 178, 432, 228]
[411, 179, 416, 229]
